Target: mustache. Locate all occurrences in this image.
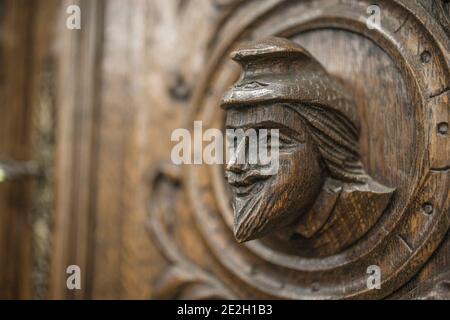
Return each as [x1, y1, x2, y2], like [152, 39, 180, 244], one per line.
[225, 170, 270, 186]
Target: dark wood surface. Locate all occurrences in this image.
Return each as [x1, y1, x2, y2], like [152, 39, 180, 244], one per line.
[0, 0, 57, 299]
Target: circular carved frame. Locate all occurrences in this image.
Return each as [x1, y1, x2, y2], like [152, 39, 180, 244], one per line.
[181, 0, 450, 299]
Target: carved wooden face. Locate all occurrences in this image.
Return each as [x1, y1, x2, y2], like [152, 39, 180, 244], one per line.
[225, 104, 325, 242]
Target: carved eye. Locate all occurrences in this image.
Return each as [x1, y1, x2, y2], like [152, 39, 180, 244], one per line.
[236, 81, 268, 90]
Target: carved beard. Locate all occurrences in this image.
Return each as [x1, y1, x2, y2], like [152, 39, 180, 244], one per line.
[233, 179, 294, 242]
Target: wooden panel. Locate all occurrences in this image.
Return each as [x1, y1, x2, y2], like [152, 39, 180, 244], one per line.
[43, 0, 450, 300]
[89, 0, 209, 299]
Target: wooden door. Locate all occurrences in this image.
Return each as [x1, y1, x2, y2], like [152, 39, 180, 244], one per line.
[1, 0, 449, 300]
